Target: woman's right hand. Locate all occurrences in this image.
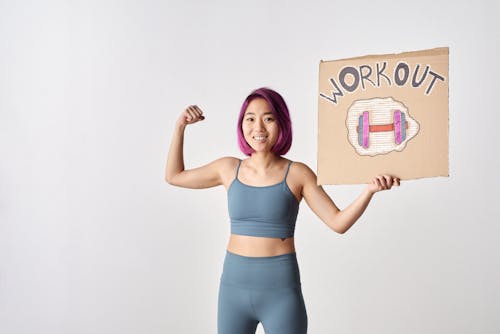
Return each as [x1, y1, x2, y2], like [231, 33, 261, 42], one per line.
[176, 105, 205, 127]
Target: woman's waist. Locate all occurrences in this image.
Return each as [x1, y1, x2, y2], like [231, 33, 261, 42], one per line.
[227, 233, 295, 257]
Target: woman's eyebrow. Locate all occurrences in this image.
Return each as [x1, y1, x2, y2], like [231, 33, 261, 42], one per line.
[245, 111, 273, 115]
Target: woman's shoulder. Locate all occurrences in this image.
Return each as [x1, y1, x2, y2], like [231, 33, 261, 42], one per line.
[212, 156, 240, 165]
[287, 160, 317, 181]
[213, 156, 242, 172]
[288, 159, 314, 172]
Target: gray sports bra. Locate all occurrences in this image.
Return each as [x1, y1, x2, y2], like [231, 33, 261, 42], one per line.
[227, 159, 300, 238]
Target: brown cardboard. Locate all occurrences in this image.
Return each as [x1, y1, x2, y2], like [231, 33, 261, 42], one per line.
[317, 47, 449, 185]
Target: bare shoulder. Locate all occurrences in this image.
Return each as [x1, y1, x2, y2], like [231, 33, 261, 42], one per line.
[286, 161, 319, 199]
[284, 160, 317, 201]
[215, 156, 241, 187]
[289, 161, 317, 181]
[214, 156, 240, 173]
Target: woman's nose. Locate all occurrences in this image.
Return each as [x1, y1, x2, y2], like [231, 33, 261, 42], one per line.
[255, 118, 264, 130]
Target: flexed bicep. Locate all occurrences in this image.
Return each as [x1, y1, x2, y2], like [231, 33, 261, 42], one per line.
[165, 105, 235, 189]
[166, 157, 235, 189]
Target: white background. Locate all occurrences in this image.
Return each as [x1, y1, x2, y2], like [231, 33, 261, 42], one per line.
[1, 0, 499, 333]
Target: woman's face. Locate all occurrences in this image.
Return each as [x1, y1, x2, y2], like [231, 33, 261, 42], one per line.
[242, 98, 279, 154]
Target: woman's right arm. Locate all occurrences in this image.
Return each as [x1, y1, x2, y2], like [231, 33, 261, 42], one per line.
[165, 105, 231, 189]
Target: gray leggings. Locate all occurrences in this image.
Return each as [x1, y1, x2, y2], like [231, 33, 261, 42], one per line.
[218, 251, 308, 334]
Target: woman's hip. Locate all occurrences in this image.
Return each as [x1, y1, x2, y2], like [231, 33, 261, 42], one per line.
[220, 250, 301, 289]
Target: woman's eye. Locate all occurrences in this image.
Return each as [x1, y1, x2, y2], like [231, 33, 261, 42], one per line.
[246, 118, 254, 122]
[265, 117, 274, 122]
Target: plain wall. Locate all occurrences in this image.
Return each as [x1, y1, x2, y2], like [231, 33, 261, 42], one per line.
[1, 0, 499, 333]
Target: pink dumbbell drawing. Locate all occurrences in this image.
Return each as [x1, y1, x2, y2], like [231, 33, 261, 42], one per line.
[356, 110, 408, 149]
[346, 97, 420, 156]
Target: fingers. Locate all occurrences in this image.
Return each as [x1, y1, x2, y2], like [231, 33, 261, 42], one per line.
[393, 177, 400, 187]
[378, 176, 388, 190]
[183, 105, 205, 124]
[383, 175, 395, 189]
[371, 175, 401, 192]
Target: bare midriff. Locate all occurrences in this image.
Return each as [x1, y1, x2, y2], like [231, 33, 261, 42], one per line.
[227, 234, 296, 257]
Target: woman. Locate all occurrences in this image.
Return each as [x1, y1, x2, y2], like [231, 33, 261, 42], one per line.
[165, 87, 399, 334]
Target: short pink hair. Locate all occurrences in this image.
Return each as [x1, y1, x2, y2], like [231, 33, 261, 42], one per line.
[237, 87, 293, 156]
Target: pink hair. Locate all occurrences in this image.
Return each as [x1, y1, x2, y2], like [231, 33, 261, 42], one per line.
[237, 87, 293, 156]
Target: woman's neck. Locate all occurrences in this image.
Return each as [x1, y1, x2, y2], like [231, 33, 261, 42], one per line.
[247, 152, 282, 170]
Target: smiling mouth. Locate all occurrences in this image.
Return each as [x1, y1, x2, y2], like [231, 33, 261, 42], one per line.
[253, 135, 268, 142]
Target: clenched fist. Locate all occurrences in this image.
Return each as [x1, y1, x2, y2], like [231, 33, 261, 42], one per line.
[176, 105, 205, 127]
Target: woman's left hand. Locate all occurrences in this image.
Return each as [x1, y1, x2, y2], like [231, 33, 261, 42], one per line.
[366, 175, 400, 194]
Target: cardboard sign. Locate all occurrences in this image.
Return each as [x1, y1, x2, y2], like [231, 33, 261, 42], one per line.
[317, 47, 449, 185]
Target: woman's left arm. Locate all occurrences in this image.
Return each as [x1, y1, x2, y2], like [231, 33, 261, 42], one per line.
[297, 163, 400, 234]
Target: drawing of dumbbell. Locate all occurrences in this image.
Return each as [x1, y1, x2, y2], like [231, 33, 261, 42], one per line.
[356, 110, 408, 149]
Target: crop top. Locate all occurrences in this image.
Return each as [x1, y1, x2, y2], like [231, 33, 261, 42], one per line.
[227, 159, 300, 238]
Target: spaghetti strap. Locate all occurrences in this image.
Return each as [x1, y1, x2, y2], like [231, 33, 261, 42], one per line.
[234, 159, 242, 179]
[283, 160, 293, 181]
